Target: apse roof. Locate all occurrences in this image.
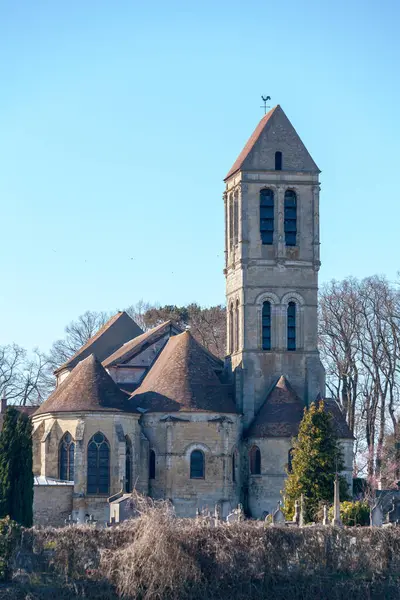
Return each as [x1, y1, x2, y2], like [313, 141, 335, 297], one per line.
[131, 331, 236, 414]
[35, 354, 139, 416]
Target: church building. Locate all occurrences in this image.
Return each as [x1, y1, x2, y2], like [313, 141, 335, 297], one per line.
[31, 106, 353, 525]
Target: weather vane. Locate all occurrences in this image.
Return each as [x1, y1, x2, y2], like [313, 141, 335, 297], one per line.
[260, 95, 271, 114]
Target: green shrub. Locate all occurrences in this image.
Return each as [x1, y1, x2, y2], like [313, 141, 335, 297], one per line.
[0, 516, 21, 581]
[328, 501, 370, 526]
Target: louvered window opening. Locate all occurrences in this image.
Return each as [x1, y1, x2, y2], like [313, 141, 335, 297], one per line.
[275, 151, 282, 170]
[260, 189, 274, 245]
[59, 432, 75, 481]
[284, 190, 297, 246]
[262, 301, 271, 350]
[287, 302, 296, 351]
[87, 432, 110, 495]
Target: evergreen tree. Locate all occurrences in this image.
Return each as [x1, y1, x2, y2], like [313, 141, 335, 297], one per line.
[0, 408, 33, 527]
[284, 400, 349, 522]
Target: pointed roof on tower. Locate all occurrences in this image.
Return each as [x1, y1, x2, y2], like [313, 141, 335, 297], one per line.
[35, 354, 139, 416]
[224, 105, 319, 180]
[131, 331, 236, 413]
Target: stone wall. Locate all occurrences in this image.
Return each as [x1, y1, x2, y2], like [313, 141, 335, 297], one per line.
[141, 411, 242, 517]
[33, 484, 73, 527]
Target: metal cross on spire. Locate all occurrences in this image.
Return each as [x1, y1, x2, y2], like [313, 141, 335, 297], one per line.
[260, 95, 271, 115]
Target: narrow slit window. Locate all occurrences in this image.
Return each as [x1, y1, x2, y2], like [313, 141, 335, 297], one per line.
[260, 189, 274, 245]
[235, 300, 239, 352]
[284, 190, 297, 246]
[149, 449, 156, 480]
[190, 450, 205, 479]
[262, 301, 271, 350]
[249, 445, 261, 475]
[232, 452, 236, 482]
[125, 437, 132, 493]
[233, 191, 239, 245]
[229, 303, 234, 354]
[229, 194, 234, 249]
[287, 302, 296, 351]
[275, 151, 282, 170]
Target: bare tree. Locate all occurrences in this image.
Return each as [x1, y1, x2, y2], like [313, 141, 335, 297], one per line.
[0, 345, 51, 406]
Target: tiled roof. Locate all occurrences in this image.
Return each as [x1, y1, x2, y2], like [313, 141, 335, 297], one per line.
[55, 311, 143, 374]
[35, 354, 139, 416]
[247, 376, 305, 438]
[224, 106, 279, 180]
[131, 331, 237, 414]
[103, 321, 180, 367]
[247, 376, 354, 439]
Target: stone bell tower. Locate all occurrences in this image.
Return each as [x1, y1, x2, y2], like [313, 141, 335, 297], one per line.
[224, 105, 325, 426]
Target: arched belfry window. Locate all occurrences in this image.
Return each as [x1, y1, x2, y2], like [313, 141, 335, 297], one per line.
[235, 300, 240, 352]
[125, 437, 132, 493]
[249, 445, 261, 475]
[275, 151, 282, 170]
[260, 189, 274, 245]
[284, 190, 297, 246]
[190, 450, 205, 479]
[59, 432, 75, 481]
[87, 432, 110, 495]
[262, 301, 271, 351]
[287, 302, 296, 351]
[149, 449, 156, 480]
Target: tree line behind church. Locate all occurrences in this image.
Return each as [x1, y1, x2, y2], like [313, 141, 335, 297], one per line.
[1, 274, 400, 487]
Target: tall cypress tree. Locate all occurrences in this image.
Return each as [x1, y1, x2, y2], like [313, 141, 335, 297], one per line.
[0, 408, 33, 527]
[284, 400, 349, 522]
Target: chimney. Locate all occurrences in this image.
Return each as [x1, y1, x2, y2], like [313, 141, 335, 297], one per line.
[1, 397, 7, 413]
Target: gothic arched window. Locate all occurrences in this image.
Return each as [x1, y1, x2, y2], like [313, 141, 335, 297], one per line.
[260, 189, 274, 245]
[87, 432, 110, 495]
[287, 302, 296, 351]
[235, 300, 240, 352]
[190, 450, 205, 479]
[284, 190, 297, 246]
[229, 303, 234, 354]
[125, 437, 132, 493]
[249, 445, 261, 475]
[149, 449, 156, 480]
[275, 151, 282, 170]
[262, 301, 271, 351]
[59, 432, 75, 481]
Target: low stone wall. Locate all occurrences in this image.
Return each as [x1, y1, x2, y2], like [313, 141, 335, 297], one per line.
[33, 484, 74, 527]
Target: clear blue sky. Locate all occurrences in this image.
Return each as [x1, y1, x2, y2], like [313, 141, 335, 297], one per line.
[1, 0, 399, 352]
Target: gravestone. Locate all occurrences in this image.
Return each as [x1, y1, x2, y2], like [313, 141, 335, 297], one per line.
[293, 499, 300, 524]
[299, 494, 305, 527]
[332, 474, 343, 527]
[272, 502, 286, 526]
[322, 504, 329, 526]
[370, 503, 383, 527]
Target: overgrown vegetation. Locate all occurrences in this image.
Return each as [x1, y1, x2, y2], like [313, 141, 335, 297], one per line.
[327, 500, 370, 526]
[2, 497, 400, 599]
[284, 400, 349, 522]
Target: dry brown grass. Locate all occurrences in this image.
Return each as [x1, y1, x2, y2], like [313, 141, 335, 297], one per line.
[7, 495, 400, 599]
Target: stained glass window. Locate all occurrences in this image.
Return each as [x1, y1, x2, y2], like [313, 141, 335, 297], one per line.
[87, 432, 110, 495]
[59, 432, 75, 481]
